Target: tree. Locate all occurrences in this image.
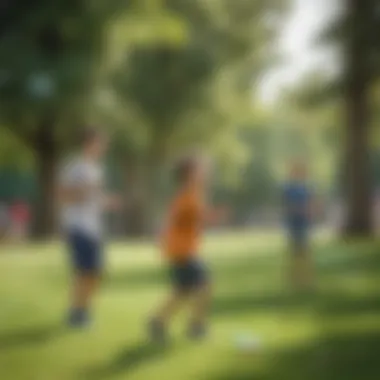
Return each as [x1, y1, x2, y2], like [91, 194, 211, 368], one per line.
[288, 0, 380, 236]
[0, 0, 131, 238]
[102, 0, 288, 234]
[342, 0, 380, 236]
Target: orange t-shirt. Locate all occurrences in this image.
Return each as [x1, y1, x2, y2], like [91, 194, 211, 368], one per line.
[162, 188, 204, 262]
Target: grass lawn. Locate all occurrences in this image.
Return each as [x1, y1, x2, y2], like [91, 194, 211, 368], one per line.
[1, 231, 380, 380]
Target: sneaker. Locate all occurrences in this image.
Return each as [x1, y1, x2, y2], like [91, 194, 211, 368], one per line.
[67, 309, 91, 329]
[148, 318, 167, 343]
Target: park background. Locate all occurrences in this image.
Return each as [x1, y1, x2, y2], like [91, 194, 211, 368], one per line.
[1, 0, 380, 379]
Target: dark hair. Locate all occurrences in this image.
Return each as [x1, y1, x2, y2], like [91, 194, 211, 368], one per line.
[174, 156, 197, 185]
[80, 127, 103, 146]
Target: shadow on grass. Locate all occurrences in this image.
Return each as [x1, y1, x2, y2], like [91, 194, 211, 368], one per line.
[209, 329, 380, 380]
[212, 291, 316, 316]
[0, 324, 63, 351]
[318, 250, 380, 276]
[318, 293, 380, 316]
[317, 330, 380, 380]
[85, 342, 172, 380]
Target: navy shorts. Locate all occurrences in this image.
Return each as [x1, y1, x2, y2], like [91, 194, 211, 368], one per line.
[170, 258, 209, 291]
[67, 230, 103, 273]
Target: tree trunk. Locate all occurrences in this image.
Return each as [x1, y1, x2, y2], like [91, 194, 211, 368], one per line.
[123, 162, 150, 237]
[343, 87, 372, 236]
[342, 0, 373, 237]
[31, 118, 58, 239]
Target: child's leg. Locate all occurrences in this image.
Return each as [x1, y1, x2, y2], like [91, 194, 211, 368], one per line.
[290, 231, 314, 289]
[154, 290, 187, 324]
[186, 260, 211, 339]
[189, 283, 212, 327]
[149, 260, 190, 342]
[68, 271, 100, 327]
[71, 272, 100, 311]
[298, 251, 314, 288]
[67, 231, 103, 327]
[149, 290, 188, 342]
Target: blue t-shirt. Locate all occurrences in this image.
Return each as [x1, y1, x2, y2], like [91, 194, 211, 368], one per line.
[283, 181, 312, 227]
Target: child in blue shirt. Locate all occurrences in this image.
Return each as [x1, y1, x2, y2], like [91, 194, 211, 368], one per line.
[283, 162, 316, 290]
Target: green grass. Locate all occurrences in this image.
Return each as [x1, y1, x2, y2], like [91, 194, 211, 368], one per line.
[1, 231, 380, 380]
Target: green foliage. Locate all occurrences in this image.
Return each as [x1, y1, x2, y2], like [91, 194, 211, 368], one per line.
[103, 0, 288, 161]
[0, 0, 292, 234]
[115, 44, 215, 139]
[0, 128, 33, 169]
[0, 0, 130, 144]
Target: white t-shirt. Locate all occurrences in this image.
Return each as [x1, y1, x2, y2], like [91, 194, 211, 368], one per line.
[59, 157, 104, 238]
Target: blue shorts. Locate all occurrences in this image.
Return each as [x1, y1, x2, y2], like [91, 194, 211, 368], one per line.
[67, 230, 103, 273]
[170, 258, 209, 291]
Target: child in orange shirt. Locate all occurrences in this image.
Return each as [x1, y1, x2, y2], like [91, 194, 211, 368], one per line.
[149, 156, 226, 342]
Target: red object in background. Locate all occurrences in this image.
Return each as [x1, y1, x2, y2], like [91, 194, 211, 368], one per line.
[10, 201, 30, 225]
